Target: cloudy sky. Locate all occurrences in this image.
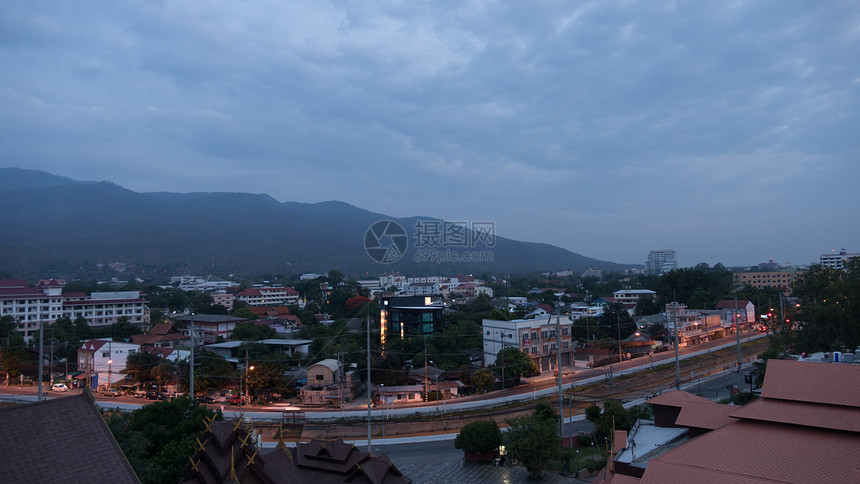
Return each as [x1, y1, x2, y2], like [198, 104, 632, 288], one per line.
[1, 1, 858, 268]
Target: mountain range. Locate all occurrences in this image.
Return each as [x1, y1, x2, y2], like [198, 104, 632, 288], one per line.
[0, 167, 634, 280]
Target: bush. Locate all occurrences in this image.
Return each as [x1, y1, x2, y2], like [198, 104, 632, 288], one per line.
[454, 420, 503, 454]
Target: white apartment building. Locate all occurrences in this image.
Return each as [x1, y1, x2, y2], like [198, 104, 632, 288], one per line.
[63, 291, 149, 327]
[612, 289, 657, 306]
[482, 316, 574, 372]
[78, 338, 140, 390]
[174, 276, 237, 292]
[0, 279, 65, 339]
[819, 249, 859, 270]
[379, 272, 407, 291]
[235, 286, 299, 306]
[403, 282, 440, 296]
[646, 250, 677, 275]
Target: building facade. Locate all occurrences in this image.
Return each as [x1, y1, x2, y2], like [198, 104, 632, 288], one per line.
[819, 249, 859, 270]
[235, 287, 299, 306]
[613, 289, 657, 306]
[380, 296, 445, 344]
[646, 250, 677, 275]
[732, 270, 803, 296]
[482, 316, 574, 372]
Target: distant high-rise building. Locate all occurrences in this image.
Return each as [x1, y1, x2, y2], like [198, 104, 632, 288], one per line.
[819, 249, 859, 270]
[646, 250, 677, 275]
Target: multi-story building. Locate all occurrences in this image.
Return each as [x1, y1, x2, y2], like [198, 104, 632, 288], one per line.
[646, 250, 677, 275]
[732, 270, 803, 296]
[482, 316, 574, 373]
[173, 314, 249, 344]
[172, 275, 237, 292]
[819, 249, 859, 270]
[403, 282, 440, 296]
[0, 279, 65, 340]
[379, 272, 407, 291]
[211, 292, 234, 311]
[379, 296, 445, 344]
[612, 289, 658, 306]
[77, 338, 140, 390]
[235, 286, 299, 306]
[62, 291, 149, 328]
[1, 280, 148, 339]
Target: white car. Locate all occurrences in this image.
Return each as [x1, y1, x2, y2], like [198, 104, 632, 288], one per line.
[51, 383, 69, 392]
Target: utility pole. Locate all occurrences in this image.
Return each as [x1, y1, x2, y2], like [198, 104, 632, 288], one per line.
[244, 346, 250, 405]
[617, 309, 623, 364]
[189, 313, 195, 399]
[555, 307, 563, 448]
[38, 318, 44, 401]
[366, 311, 372, 454]
[735, 294, 742, 389]
[673, 295, 681, 390]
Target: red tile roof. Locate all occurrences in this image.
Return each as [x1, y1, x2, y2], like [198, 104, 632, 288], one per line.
[673, 401, 736, 430]
[641, 420, 860, 483]
[761, 359, 860, 407]
[730, 397, 860, 433]
[644, 390, 712, 408]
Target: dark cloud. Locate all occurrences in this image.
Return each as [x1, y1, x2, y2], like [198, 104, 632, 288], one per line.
[1, 0, 858, 267]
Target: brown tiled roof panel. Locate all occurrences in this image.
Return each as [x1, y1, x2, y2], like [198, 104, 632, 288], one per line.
[645, 389, 712, 408]
[641, 460, 772, 484]
[674, 401, 737, 430]
[645, 420, 860, 483]
[0, 394, 139, 483]
[730, 398, 860, 433]
[762, 359, 860, 407]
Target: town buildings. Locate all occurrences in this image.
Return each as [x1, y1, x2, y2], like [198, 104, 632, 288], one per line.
[379, 296, 445, 344]
[732, 269, 804, 296]
[482, 316, 574, 372]
[819, 248, 859, 270]
[299, 358, 364, 406]
[645, 249, 677, 275]
[612, 289, 657, 306]
[0, 279, 149, 340]
[235, 286, 300, 306]
[77, 338, 140, 390]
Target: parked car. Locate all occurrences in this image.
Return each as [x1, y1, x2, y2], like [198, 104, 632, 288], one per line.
[102, 388, 122, 397]
[225, 395, 243, 405]
[195, 395, 214, 404]
[133, 390, 147, 398]
[51, 383, 69, 392]
[145, 391, 165, 400]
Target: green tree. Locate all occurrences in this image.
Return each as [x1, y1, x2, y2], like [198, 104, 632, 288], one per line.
[534, 401, 558, 423]
[231, 322, 276, 341]
[470, 368, 495, 393]
[790, 259, 860, 352]
[634, 295, 660, 316]
[454, 420, 503, 455]
[496, 347, 539, 381]
[124, 351, 161, 386]
[231, 307, 259, 321]
[504, 411, 561, 479]
[74, 315, 92, 340]
[197, 351, 234, 391]
[106, 395, 222, 484]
